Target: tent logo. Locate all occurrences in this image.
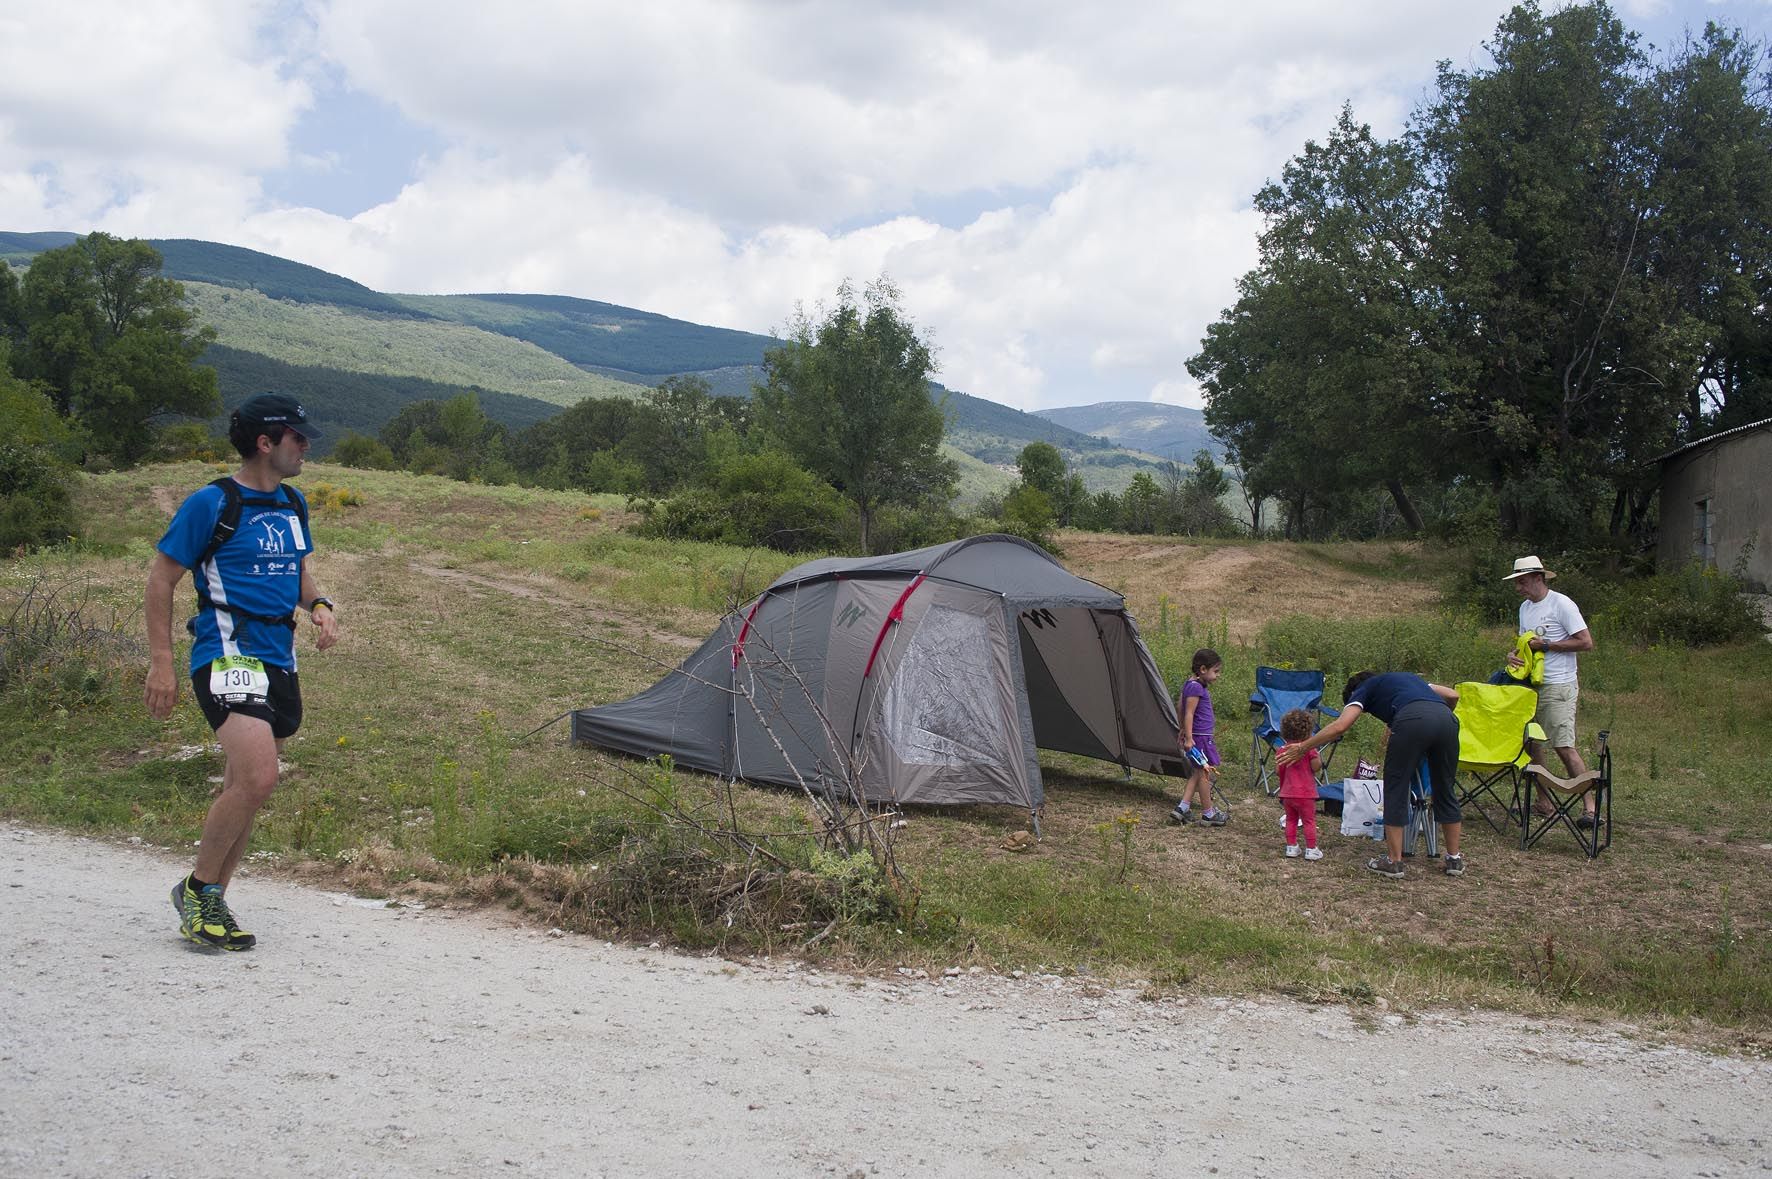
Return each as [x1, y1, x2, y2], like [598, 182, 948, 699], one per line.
[835, 601, 869, 629]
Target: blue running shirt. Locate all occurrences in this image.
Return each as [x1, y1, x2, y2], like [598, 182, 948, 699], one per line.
[157, 479, 312, 671]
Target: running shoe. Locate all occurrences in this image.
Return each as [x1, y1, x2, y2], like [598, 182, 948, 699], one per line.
[216, 898, 257, 951]
[1365, 855, 1405, 879]
[171, 877, 227, 949]
[1303, 847, 1324, 861]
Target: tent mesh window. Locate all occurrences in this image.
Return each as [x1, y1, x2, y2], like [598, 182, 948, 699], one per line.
[880, 605, 1008, 767]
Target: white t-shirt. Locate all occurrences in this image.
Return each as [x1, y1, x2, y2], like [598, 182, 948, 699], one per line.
[1518, 589, 1589, 685]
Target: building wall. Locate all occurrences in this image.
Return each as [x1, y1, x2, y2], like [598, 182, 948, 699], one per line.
[1658, 427, 1772, 591]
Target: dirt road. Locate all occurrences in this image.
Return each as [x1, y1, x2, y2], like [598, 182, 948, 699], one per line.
[3, 823, 1767, 1178]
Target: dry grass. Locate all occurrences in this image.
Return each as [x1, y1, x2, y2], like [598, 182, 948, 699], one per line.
[1061, 533, 1439, 641]
[7, 465, 1768, 1049]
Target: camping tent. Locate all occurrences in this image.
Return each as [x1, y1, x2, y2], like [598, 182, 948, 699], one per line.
[571, 534, 1186, 814]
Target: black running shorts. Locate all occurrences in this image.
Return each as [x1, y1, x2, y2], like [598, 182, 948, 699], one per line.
[191, 661, 303, 739]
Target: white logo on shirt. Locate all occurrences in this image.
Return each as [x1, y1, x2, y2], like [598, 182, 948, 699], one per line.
[255, 519, 288, 556]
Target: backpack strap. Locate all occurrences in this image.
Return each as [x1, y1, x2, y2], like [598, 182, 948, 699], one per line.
[190, 478, 306, 630]
[195, 478, 243, 571]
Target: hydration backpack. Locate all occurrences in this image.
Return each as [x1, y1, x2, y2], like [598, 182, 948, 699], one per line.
[190, 478, 310, 631]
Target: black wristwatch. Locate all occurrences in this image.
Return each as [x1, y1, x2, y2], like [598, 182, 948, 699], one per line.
[309, 596, 336, 616]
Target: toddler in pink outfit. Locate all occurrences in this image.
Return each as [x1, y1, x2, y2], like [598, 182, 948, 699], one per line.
[1276, 708, 1323, 859]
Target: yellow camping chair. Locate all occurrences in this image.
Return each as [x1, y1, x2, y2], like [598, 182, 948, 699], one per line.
[1451, 681, 1541, 835]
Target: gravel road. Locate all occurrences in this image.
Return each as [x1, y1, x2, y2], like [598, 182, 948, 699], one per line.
[3, 823, 1768, 1178]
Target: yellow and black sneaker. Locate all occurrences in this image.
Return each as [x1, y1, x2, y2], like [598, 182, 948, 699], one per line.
[217, 900, 256, 952]
[171, 877, 227, 949]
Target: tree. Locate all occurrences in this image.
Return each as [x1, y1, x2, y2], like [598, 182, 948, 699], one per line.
[1193, 2, 1772, 548]
[0, 262, 23, 357]
[0, 371, 81, 549]
[1192, 106, 1444, 537]
[999, 483, 1058, 551]
[1641, 22, 1772, 497]
[1015, 441, 1066, 501]
[637, 450, 850, 553]
[627, 375, 750, 491]
[1120, 472, 1163, 534]
[333, 431, 399, 470]
[14, 233, 218, 463]
[754, 279, 957, 552]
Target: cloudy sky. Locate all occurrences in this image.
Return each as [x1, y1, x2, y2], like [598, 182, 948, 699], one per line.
[3, 1, 1766, 411]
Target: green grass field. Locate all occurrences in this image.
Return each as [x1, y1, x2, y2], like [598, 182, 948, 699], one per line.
[4, 463, 1769, 1050]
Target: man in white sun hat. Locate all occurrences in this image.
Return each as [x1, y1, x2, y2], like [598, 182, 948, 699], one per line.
[1502, 555, 1597, 826]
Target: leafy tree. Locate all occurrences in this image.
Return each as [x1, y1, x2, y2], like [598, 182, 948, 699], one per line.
[1009, 441, 1087, 527]
[1075, 489, 1123, 532]
[0, 263, 23, 356]
[1015, 441, 1066, 501]
[0, 372, 81, 550]
[1054, 472, 1088, 528]
[333, 431, 399, 470]
[1418, 1, 1690, 543]
[625, 376, 750, 490]
[637, 450, 849, 553]
[379, 393, 511, 481]
[1120, 472, 1163, 534]
[1192, 107, 1444, 536]
[999, 483, 1058, 551]
[507, 395, 649, 490]
[1651, 24, 1772, 437]
[754, 279, 957, 552]
[1172, 450, 1236, 536]
[1194, 2, 1772, 548]
[13, 233, 218, 464]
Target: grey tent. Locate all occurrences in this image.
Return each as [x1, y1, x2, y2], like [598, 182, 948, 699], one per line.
[572, 534, 1186, 813]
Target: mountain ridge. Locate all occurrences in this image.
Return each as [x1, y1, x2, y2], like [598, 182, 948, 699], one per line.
[3, 231, 1209, 492]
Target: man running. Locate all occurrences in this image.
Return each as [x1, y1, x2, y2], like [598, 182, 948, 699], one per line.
[145, 393, 340, 950]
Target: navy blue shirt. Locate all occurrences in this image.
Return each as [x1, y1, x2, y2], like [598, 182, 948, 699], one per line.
[1345, 672, 1439, 726]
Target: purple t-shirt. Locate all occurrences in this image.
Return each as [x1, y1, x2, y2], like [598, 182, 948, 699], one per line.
[1180, 677, 1215, 739]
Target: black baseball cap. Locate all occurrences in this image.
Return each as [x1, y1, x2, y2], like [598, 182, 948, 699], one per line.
[236, 392, 322, 440]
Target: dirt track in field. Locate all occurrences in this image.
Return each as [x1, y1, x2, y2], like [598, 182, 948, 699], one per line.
[1060, 535, 1440, 641]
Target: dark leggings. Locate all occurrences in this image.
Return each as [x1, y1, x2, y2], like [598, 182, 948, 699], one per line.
[1382, 699, 1461, 828]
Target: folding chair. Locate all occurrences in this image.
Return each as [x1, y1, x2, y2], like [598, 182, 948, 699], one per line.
[1522, 730, 1612, 858]
[1248, 667, 1340, 796]
[1449, 681, 1541, 835]
[1401, 760, 1439, 859]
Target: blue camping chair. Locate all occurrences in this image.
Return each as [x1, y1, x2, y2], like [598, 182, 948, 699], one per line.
[1248, 666, 1340, 796]
[1401, 761, 1439, 859]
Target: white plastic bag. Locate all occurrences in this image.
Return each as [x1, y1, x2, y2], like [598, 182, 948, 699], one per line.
[1339, 778, 1385, 840]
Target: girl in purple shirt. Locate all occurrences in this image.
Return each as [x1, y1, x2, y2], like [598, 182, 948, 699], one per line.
[1170, 648, 1228, 826]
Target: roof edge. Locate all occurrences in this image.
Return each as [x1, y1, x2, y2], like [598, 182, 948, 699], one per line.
[1652, 416, 1772, 465]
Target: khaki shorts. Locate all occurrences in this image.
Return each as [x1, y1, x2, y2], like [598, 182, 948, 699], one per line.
[1534, 681, 1579, 749]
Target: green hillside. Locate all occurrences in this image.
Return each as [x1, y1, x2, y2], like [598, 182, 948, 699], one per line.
[946, 443, 1013, 504]
[0, 230, 77, 267]
[1035, 400, 1221, 462]
[4, 230, 1173, 489]
[153, 239, 431, 318]
[199, 346, 565, 452]
[183, 282, 647, 408]
[943, 388, 1127, 465]
[395, 292, 780, 375]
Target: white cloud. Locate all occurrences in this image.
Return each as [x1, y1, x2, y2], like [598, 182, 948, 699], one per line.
[9, 0, 1764, 413]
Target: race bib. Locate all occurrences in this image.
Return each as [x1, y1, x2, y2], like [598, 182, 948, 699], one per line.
[210, 655, 270, 706]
